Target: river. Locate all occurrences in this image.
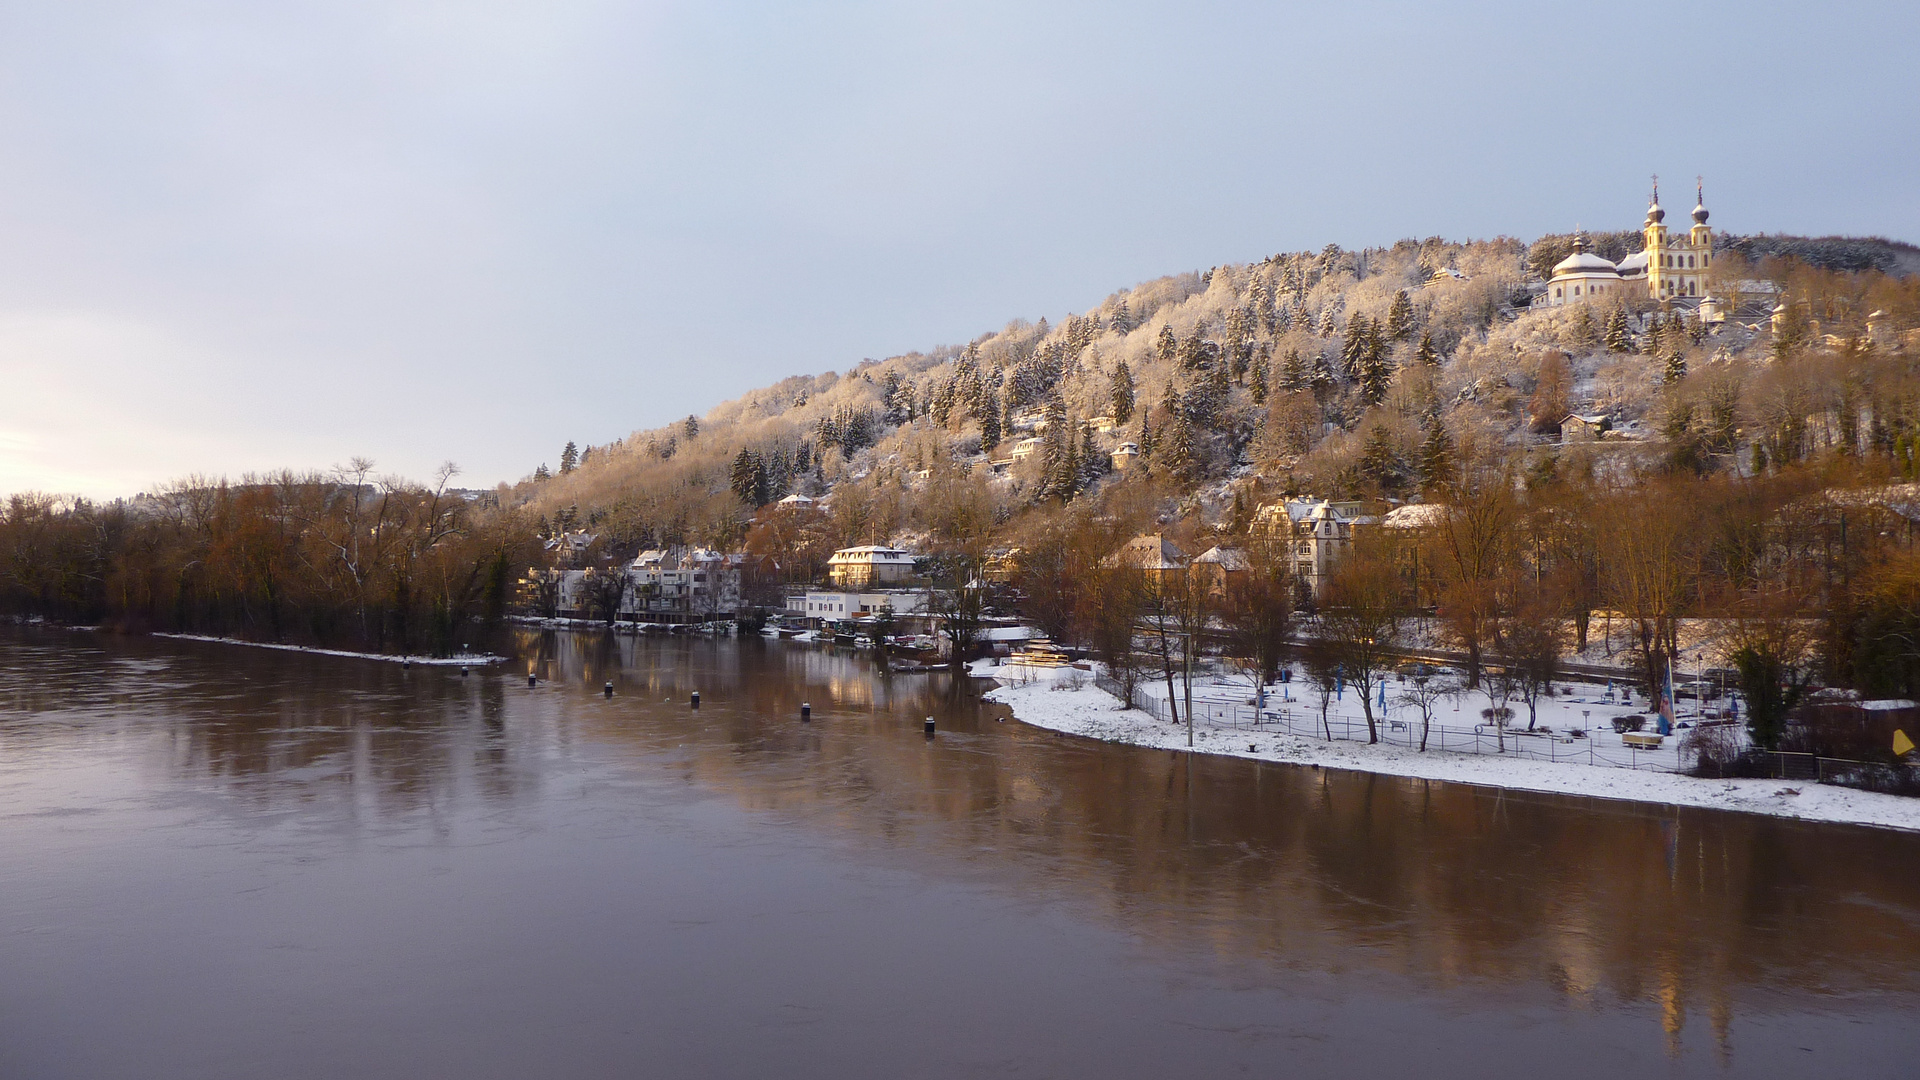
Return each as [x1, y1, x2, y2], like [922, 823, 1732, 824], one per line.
[1, 627, 1916, 1078]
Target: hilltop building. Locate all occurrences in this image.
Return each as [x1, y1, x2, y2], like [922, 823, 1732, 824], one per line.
[1544, 181, 1715, 306]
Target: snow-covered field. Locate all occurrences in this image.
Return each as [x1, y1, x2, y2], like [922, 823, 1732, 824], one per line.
[984, 674, 1920, 833]
[154, 634, 506, 667]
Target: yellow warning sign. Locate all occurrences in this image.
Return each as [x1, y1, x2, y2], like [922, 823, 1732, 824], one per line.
[1896, 729, 1916, 757]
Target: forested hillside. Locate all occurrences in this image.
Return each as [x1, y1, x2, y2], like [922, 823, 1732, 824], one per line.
[5, 229, 1919, 693]
[516, 233, 1920, 568]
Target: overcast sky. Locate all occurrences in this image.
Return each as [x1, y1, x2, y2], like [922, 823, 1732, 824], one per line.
[2, 0, 1915, 499]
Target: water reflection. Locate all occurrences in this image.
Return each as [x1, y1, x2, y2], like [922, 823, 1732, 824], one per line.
[2, 626, 1917, 1073]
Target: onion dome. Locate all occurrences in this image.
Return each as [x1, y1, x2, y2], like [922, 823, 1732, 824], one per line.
[1646, 199, 1665, 224]
[1692, 181, 1709, 224]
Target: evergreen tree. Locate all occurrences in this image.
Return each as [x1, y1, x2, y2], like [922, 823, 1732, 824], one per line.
[534, 463, 551, 481]
[1358, 424, 1407, 496]
[1177, 329, 1209, 371]
[1571, 306, 1597, 348]
[1385, 290, 1415, 341]
[793, 441, 810, 473]
[683, 415, 699, 440]
[1415, 330, 1439, 367]
[1417, 419, 1456, 493]
[1340, 314, 1371, 378]
[1078, 421, 1106, 490]
[1249, 351, 1270, 405]
[978, 387, 1003, 450]
[1604, 305, 1634, 353]
[730, 449, 764, 505]
[1317, 307, 1339, 337]
[1109, 361, 1136, 424]
[1156, 325, 1177, 364]
[1663, 347, 1688, 385]
[1281, 348, 1307, 392]
[559, 441, 579, 473]
[1137, 413, 1155, 461]
[1110, 300, 1133, 335]
[1161, 412, 1196, 479]
[1357, 321, 1392, 405]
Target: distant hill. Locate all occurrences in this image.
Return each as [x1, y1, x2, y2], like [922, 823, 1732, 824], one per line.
[1717, 234, 1920, 277]
[509, 228, 1919, 556]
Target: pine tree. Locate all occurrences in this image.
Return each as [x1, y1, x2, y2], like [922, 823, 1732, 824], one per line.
[1110, 300, 1133, 335]
[1358, 424, 1407, 496]
[1156, 324, 1177, 364]
[1663, 348, 1688, 385]
[794, 441, 810, 473]
[1282, 348, 1307, 392]
[1136, 414, 1155, 461]
[1110, 361, 1136, 423]
[1572, 306, 1596, 347]
[1317, 307, 1339, 337]
[1162, 412, 1196, 479]
[1604, 305, 1633, 353]
[1340, 313, 1370, 378]
[1418, 419, 1456, 493]
[1358, 332, 1392, 406]
[559, 441, 579, 473]
[1385, 290, 1415, 341]
[1177, 330, 1209, 371]
[1415, 330, 1439, 367]
[730, 449, 764, 505]
[1078, 421, 1106, 489]
[978, 387, 1003, 450]
[683, 415, 699, 439]
[534, 463, 551, 481]
[1249, 351, 1270, 405]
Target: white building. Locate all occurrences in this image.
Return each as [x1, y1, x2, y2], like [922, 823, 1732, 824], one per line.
[1543, 182, 1716, 307]
[826, 545, 917, 587]
[787, 589, 929, 622]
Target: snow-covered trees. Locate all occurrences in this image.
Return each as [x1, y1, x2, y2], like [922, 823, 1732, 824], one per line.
[1109, 361, 1136, 424]
[560, 442, 579, 474]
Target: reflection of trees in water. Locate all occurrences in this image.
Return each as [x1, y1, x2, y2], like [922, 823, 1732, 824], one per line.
[531, 635, 1920, 1037]
[8, 628, 1918, 1048]
[0, 630, 533, 817]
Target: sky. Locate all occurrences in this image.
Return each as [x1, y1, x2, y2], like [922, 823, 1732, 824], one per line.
[2, 0, 1916, 499]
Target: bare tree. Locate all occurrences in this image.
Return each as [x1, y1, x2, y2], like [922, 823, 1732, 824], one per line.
[1317, 544, 1406, 744]
[1396, 667, 1459, 751]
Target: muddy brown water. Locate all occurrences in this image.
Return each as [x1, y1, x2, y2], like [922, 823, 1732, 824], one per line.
[1, 627, 1916, 1078]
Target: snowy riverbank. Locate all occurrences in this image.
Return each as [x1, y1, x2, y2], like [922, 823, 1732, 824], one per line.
[984, 677, 1920, 833]
[154, 634, 506, 667]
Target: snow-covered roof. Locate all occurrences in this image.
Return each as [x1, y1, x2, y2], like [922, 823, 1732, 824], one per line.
[776, 493, 815, 506]
[1192, 546, 1250, 570]
[1616, 251, 1649, 273]
[1859, 699, 1918, 711]
[1552, 251, 1620, 277]
[827, 545, 915, 565]
[1381, 503, 1448, 529]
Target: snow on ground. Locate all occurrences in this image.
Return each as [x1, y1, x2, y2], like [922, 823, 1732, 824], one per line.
[984, 678, 1920, 834]
[154, 634, 506, 667]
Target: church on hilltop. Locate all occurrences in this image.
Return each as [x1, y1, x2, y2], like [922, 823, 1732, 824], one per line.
[1543, 180, 1714, 307]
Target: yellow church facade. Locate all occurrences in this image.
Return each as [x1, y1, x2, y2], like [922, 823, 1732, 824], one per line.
[1543, 181, 1713, 307]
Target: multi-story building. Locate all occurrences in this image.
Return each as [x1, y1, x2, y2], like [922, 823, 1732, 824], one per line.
[1251, 498, 1375, 598]
[826, 545, 917, 588]
[1543, 181, 1715, 306]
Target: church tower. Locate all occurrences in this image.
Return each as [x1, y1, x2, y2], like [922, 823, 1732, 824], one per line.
[1643, 179, 1669, 301]
[1688, 180, 1712, 282]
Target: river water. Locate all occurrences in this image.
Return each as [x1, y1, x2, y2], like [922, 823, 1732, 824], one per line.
[1, 627, 1916, 1078]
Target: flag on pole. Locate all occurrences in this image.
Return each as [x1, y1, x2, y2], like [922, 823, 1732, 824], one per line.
[1657, 674, 1675, 735]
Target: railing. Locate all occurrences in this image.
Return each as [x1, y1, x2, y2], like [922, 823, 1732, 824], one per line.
[1093, 674, 1682, 771]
